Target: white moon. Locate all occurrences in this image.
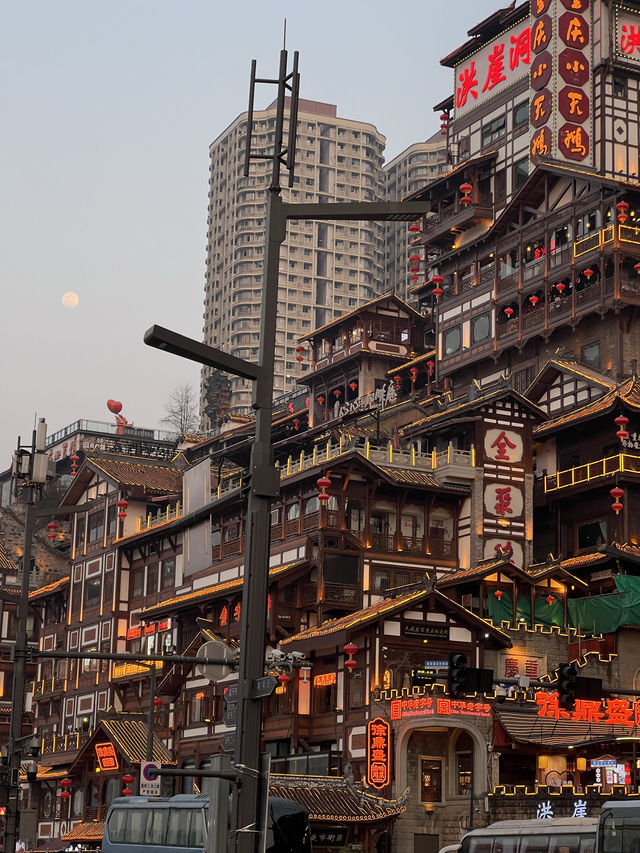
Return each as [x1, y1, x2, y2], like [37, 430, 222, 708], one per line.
[61, 291, 79, 308]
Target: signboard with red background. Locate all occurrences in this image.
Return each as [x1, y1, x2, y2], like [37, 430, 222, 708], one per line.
[366, 717, 391, 790]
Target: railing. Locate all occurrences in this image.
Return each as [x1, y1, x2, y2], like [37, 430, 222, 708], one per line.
[548, 245, 573, 269]
[522, 258, 545, 282]
[521, 305, 545, 330]
[544, 453, 640, 492]
[32, 677, 65, 698]
[41, 730, 93, 755]
[371, 533, 395, 551]
[575, 279, 601, 308]
[112, 659, 163, 680]
[619, 224, 640, 246]
[573, 231, 601, 257]
[136, 502, 182, 533]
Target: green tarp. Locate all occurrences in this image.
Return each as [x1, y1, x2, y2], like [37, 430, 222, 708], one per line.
[567, 574, 640, 636]
[488, 591, 564, 628]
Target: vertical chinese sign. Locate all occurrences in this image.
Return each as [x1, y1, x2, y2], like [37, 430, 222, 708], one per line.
[367, 717, 391, 790]
[530, 0, 593, 166]
[481, 402, 534, 567]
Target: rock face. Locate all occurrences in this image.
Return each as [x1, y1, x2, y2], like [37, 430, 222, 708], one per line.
[0, 505, 70, 584]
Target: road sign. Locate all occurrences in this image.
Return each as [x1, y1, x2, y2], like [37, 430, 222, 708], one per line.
[225, 684, 239, 703]
[221, 733, 236, 753]
[196, 640, 234, 682]
[222, 706, 238, 727]
[140, 761, 161, 796]
[252, 675, 277, 698]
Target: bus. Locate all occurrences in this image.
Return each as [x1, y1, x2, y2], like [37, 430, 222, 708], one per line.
[102, 793, 312, 853]
[597, 800, 640, 853]
[458, 817, 597, 853]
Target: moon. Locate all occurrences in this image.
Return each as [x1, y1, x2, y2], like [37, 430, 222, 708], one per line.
[61, 291, 79, 308]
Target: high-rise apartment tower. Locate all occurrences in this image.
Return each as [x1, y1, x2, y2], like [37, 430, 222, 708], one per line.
[201, 99, 386, 423]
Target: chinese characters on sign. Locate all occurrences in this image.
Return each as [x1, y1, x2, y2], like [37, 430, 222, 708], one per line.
[390, 695, 492, 720]
[367, 718, 391, 790]
[95, 742, 119, 771]
[313, 672, 336, 688]
[536, 691, 640, 725]
[454, 21, 532, 116]
[500, 652, 545, 679]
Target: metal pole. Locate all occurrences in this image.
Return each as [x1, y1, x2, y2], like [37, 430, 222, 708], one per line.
[4, 444, 36, 853]
[231, 189, 285, 853]
[147, 663, 156, 763]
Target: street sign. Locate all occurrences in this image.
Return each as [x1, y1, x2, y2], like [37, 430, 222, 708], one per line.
[225, 684, 239, 703]
[222, 706, 238, 727]
[221, 733, 236, 753]
[252, 675, 277, 698]
[140, 761, 161, 796]
[196, 640, 234, 682]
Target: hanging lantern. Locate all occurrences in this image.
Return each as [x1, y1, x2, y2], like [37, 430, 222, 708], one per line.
[47, 521, 58, 541]
[529, 295, 539, 306]
[617, 201, 629, 223]
[333, 389, 342, 398]
[60, 789, 71, 800]
[583, 268, 594, 281]
[318, 492, 330, 503]
[410, 265, 420, 273]
[153, 696, 163, 708]
[440, 112, 448, 136]
[61, 778, 72, 790]
[122, 773, 134, 785]
[317, 475, 331, 504]
[295, 345, 305, 354]
[317, 395, 325, 405]
[409, 254, 420, 264]
[555, 282, 566, 294]
[394, 374, 402, 390]
[615, 415, 630, 440]
[277, 673, 290, 685]
[504, 306, 514, 318]
[296, 355, 304, 363]
[117, 498, 128, 521]
[409, 222, 421, 233]
[545, 594, 555, 605]
[410, 367, 418, 381]
[344, 642, 358, 655]
[459, 182, 473, 206]
[344, 657, 357, 670]
[611, 486, 624, 514]
[293, 418, 300, 431]
[494, 589, 504, 601]
[634, 262, 640, 275]
[431, 274, 444, 299]
[410, 273, 419, 281]
[427, 360, 435, 376]
[349, 381, 358, 391]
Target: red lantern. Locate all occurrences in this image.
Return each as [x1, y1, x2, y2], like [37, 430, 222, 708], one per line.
[296, 355, 303, 363]
[635, 262, 640, 275]
[529, 295, 539, 306]
[122, 788, 133, 797]
[317, 395, 325, 405]
[615, 415, 629, 428]
[122, 773, 134, 785]
[555, 282, 566, 293]
[344, 658, 357, 670]
[459, 182, 472, 195]
[349, 381, 358, 391]
[61, 778, 72, 789]
[409, 222, 420, 233]
[545, 594, 555, 605]
[410, 367, 418, 380]
[153, 697, 163, 707]
[411, 274, 419, 281]
[344, 643, 358, 656]
[494, 589, 504, 601]
[583, 268, 594, 281]
[612, 501, 624, 514]
[296, 345, 305, 353]
[410, 265, 420, 273]
[47, 521, 58, 541]
[409, 254, 420, 263]
[617, 429, 629, 440]
[431, 274, 444, 286]
[504, 306, 514, 318]
[394, 374, 402, 387]
[317, 477, 331, 490]
[617, 201, 629, 223]
[333, 389, 342, 398]
[318, 492, 330, 503]
[610, 486, 624, 500]
[117, 499, 128, 511]
[293, 418, 300, 431]
[277, 673, 290, 685]
[60, 790, 71, 800]
[427, 360, 435, 375]
[433, 286, 444, 299]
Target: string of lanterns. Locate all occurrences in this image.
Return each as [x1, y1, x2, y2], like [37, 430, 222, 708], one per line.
[611, 486, 624, 515]
[344, 642, 358, 671]
[459, 183, 472, 206]
[317, 476, 331, 504]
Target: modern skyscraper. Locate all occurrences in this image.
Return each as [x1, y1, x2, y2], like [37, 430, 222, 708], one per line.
[201, 99, 386, 425]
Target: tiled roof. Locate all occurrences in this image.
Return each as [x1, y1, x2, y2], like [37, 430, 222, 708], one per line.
[298, 291, 423, 342]
[29, 575, 69, 600]
[87, 456, 183, 494]
[140, 560, 305, 618]
[0, 540, 17, 571]
[269, 775, 406, 822]
[437, 557, 516, 586]
[559, 552, 610, 571]
[98, 715, 175, 764]
[535, 376, 640, 437]
[526, 358, 616, 401]
[62, 821, 105, 842]
[376, 466, 450, 488]
[607, 542, 640, 560]
[386, 349, 437, 374]
[496, 704, 640, 747]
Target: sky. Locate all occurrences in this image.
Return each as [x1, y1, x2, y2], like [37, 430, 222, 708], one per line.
[1, 0, 502, 464]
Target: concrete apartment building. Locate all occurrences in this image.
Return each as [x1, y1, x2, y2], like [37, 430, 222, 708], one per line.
[201, 98, 387, 423]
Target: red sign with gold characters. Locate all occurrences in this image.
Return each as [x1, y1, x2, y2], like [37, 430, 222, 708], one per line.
[390, 695, 492, 720]
[537, 692, 640, 726]
[367, 717, 391, 790]
[95, 741, 119, 771]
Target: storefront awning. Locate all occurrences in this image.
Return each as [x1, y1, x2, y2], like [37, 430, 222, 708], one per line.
[269, 774, 406, 822]
[496, 706, 640, 748]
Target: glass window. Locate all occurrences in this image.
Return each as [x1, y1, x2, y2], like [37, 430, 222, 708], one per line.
[161, 558, 175, 591]
[495, 840, 519, 853]
[420, 758, 442, 802]
[513, 158, 529, 190]
[513, 100, 529, 128]
[131, 569, 144, 598]
[445, 327, 461, 355]
[127, 809, 148, 844]
[472, 314, 490, 343]
[582, 342, 600, 368]
[521, 837, 550, 853]
[482, 115, 505, 146]
[107, 808, 128, 844]
[107, 503, 117, 536]
[145, 809, 168, 845]
[83, 578, 101, 609]
[578, 520, 607, 549]
[286, 503, 300, 520]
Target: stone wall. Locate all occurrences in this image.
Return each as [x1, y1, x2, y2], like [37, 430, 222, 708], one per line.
[0, 505, 70, 583]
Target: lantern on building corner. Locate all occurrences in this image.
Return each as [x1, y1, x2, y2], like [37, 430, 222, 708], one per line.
[344, 642, 358, 671]
[459, 183, 472, 206]
[494, 589, 504, 601]
[47, 521, 58, 542]
[409, 221, 421, 233]
[610, 486, 624, 514]
[70, 453, 79, 476]
[317, 476, 331, 504]
[431, 274, 444, 300]
[277, 673, 291, 685]
[117, 499, 129, 521]
[410, 367, 418, 384]
[617, 201, 630, 223]
[122, 772, 135, 796]
[440, 112, 449, 136]
[555, 282, 566, 294]
[529, 295, 539, 307]
[411, 273, 420, 282]
[394, 374, 402, 391]
[615, 415, 629, 440]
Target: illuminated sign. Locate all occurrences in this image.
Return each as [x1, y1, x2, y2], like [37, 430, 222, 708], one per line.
[402, 623, 449, 640]
[126, 627, 141, 640]
[537, 692, 640, 726]
[617, 10, 640, 62]
[95, 742, 119, 771]
[367, 717, 391, 790]
[454, 19, 532, 118]
[313, 672, 337, 688]
[338, 381, 396, 419]
[390, 696, 492, 720]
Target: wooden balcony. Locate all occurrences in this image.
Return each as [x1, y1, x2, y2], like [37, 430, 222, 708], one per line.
[41, 730, 92, 756]
[419, 192, 493, 245]
[544, 453, 640, 493]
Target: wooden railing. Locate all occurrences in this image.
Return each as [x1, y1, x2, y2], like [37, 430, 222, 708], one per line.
[544, 453, 640, 492]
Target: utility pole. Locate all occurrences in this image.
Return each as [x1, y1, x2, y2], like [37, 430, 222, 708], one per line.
[4, 420, 50, 853]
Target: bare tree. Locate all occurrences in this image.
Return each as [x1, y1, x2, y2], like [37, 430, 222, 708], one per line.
[162, 383, 200, 435]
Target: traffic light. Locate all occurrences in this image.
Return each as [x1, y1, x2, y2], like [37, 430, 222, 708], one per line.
[449, 653, 469, 698]
[558, 663, 577, 710]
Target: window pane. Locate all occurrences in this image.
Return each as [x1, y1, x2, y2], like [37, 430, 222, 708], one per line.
[145, 809, 168, 845]
[445, 327, 461, 355]
[107, 808, 127, 844]
[128, 809, 148, 844]
[420, 758, 442, 802]
[473, 314, 490, 342]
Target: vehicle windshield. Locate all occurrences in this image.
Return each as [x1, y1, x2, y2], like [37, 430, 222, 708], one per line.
[599, 813, 640, 853]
